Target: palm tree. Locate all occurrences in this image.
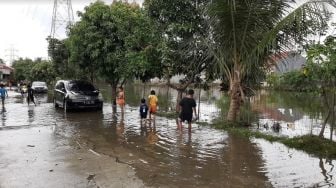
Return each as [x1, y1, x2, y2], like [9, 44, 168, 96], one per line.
[208, 0, 334, 122]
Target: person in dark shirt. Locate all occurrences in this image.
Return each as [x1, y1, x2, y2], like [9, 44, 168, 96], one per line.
[27, 84, 36, 106]
[140, 98, 149, 127]
[178, 89, 197, 132]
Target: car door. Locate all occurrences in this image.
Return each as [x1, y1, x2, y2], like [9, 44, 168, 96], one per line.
[54, 81, 66, 105]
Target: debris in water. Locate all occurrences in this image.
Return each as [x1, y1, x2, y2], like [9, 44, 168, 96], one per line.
[89, 149, 101, 157]
[87, 174, 96, 181]
[49, 169, 53, 172]
[27, 145, 35, 147]
[78, 158, 82, 160]
[139, 159, 148, 164]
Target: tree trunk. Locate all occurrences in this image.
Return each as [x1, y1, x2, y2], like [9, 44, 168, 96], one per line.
[111, 84, 117, 114]
[319, 109, 331, 138]
[176, 89, 184, 112]
[166, 86, 170, 111]
[330, 92, 335, 140]
[142, 82, 146, 99]
[227, 80, 242, 122]
[198, 88, 201, 120]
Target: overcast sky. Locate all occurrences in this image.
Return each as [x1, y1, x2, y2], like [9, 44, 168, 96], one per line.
[0, 0, 143, 65]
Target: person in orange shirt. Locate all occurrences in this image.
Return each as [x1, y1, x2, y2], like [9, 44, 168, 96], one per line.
[148, 90, 158, 120]
[116, 86, 125, 112]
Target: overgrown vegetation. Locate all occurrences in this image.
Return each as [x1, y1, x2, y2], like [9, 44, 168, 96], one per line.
[266, 71, 314, 91]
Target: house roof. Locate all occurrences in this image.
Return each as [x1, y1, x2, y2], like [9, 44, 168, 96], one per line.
[0, 64, 14, 71]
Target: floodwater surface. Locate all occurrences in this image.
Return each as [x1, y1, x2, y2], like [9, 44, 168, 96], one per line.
[0, 86, 335, 188]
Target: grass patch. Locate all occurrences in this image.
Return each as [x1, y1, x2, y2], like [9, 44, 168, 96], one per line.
[195, 121, 210, 126]
[283, 135, 336, 158]
[157, 111, 178, 119]
[213, 121, 336, 159]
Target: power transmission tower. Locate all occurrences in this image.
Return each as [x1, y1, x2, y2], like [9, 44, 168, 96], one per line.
[50, 0, 74, 39]
[5, 45, 18, 67]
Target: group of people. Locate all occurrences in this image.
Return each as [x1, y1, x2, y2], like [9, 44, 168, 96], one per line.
[0, 83, 36, 107]
[116, 86, 197, 132]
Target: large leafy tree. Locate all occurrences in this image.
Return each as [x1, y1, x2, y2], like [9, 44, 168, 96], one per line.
[306, 35, 336, 139]
[208, 0, 333, 122]
[68, 1, 161, 112]
[12, 58, 35, 81]
[144, 0, 211, 110]
[47, 37, 73, 79]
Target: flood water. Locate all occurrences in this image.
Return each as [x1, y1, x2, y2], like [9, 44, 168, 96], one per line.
[0, 85, 335, 187]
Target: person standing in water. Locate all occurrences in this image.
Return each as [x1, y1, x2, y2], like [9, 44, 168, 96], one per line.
[0, 84, 8, 107]
[178, 89, 197, 132]
[116, 86, 125, 112]
[148, 90, 158, 120]
[27, 84, 36, 106]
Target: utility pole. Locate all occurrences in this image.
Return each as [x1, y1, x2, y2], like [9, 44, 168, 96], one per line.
[5, 45, 18, 67]
[50, 0, 74, 39]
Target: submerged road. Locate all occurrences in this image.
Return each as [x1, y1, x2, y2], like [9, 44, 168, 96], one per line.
[0, 89, 335, 188]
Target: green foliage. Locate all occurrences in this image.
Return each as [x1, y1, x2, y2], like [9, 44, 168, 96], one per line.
[30, 61, 56, 85]
[207, 0, 332, 121]
[144, 0, 211, 85]
[68, 1, 161, 85]
[267, 70, 314, 91]
[12, 58, 35, 81]
[12, 58, 55, 84]
[47, 37, 71, 77]
[306, 36, 336, 89]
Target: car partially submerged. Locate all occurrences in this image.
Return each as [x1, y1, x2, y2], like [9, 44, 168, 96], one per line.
[32, 81, 48, 93]
[53, 80, 103, 111]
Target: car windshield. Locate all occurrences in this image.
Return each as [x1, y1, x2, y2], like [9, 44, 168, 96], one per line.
[32, 82, 46, 87]
[67, 81, 96, 91]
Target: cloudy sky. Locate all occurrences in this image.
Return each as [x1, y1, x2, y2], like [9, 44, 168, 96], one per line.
[0, 0, 143, 65]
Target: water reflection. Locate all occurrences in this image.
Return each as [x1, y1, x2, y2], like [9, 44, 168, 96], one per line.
[254, 139, 335, 187]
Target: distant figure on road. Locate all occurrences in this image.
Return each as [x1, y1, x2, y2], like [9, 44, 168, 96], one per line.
[178, 89, 197, 132]
[27, 85, 36, 106]
[116, 86, 125, 112]
[0, 84, 8, 107]
[139, 98, 148, 127]
[148, 90, 158, 120]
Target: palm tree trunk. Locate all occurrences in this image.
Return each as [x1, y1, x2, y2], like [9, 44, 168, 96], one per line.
[227, 80, 242, 122]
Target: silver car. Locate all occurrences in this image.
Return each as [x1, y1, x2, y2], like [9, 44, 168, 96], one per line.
[31, 81, 48, 93]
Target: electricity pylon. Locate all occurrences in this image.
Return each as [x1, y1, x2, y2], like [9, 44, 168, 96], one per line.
[50, 0, 74, 39]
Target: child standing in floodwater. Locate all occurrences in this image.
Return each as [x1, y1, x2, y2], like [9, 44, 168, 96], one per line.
[140, 98, 148, 127]
[148, 90, 158, 120]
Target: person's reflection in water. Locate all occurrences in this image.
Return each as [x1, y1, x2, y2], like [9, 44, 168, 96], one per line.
[28, 106, 35, 123]
[116, 113, 125, 144]
[146, 125, 158, 145]
[1, 106, 6, 127]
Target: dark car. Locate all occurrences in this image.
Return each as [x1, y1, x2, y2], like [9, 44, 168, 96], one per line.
[54, 80, 103, 111]
[32, 81, 48, 93]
